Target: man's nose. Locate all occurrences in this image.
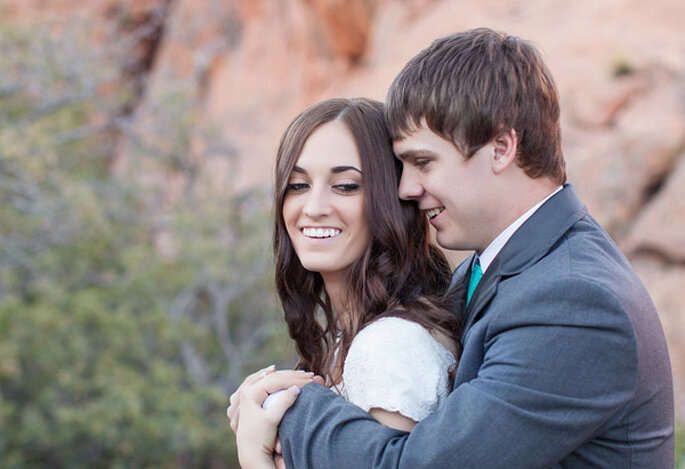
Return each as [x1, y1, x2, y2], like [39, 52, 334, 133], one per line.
[398, 171, 423, 200]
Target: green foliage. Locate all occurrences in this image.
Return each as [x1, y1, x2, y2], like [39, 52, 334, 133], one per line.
[677, 421, 685, 469]
[0, 20, 293, 468]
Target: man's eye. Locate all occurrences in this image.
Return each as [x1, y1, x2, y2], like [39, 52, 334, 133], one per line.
[333, 183, 361, 194]
[286, 183, 308, 192]
[415, 159, 430, 168]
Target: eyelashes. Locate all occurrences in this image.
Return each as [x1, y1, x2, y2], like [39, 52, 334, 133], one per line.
[333, 183, 361, 194]
[414, 158, 431, 169]
[286, 183, 308, 193]
[285, 183, 362, 195]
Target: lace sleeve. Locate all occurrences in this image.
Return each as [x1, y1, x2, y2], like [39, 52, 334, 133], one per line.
[341, 317, 455, 422]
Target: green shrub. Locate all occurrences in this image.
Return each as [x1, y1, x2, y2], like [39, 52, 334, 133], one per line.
[1, 20, 292, 468]
[677, 421, 685, 468]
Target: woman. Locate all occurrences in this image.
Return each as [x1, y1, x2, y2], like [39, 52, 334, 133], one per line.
[229, 98, 464, 468]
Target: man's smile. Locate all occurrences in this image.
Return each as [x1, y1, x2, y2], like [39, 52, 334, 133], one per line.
[425, 207, 445, 219]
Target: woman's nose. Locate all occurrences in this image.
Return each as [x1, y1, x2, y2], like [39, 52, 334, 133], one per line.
[303, 186, 333, 218]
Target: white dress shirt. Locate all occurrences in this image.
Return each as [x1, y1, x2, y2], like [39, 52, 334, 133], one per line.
[478, 186, 563, 273]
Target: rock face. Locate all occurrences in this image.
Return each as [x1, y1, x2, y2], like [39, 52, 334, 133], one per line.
[624, 154, 685, 262]
[6, 0, 685, 418]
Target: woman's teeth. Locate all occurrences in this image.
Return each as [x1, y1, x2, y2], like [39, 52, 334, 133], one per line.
[426, 207, 444, 219]
[302, 228, 341, 238]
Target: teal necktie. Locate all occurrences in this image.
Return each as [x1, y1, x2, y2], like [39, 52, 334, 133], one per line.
[466, 259, 483, 306]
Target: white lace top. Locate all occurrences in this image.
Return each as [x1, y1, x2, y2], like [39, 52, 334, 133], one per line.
[335, 317, 455, 422]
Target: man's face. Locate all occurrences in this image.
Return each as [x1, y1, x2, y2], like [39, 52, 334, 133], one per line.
[393, 125, 496, 253]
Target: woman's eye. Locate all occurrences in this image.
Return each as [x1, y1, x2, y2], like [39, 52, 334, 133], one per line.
[286, 183, 308, 192]
[333, 183, 361, 194]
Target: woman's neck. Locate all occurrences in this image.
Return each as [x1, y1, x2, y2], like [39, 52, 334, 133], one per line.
[321, 272, 348, 319]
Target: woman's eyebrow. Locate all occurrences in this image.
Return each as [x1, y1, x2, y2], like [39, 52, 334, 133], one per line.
[331, 165, 362, 174]
[291, 165, 362, 175]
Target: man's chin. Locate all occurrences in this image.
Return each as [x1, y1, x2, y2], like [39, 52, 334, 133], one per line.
[435, 232, 462, 251]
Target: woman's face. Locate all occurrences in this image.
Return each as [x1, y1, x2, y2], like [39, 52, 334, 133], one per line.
[282, 120, 371, 281]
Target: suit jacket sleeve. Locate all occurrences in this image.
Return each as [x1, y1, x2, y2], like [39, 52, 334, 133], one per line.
[278, 275, 638, 468]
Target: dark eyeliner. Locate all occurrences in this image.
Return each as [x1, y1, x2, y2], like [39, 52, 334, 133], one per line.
[333, 183, 361, 193]
[286, 182, 308, 192]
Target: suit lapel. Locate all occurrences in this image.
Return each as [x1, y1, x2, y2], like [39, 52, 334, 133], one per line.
[462, 184, 588, 333]
[451, 255, 473, 293]
[463, 256, 500, 332]
[498, 184, 587, 277]
[450, 256, 473, 324]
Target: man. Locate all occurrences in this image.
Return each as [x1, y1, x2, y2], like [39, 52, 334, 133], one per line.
[235, 28, 675, 468]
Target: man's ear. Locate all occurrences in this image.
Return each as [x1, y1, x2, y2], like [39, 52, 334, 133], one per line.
[491, 128, 518, 174]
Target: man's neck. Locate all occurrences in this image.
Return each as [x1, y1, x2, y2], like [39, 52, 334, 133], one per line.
[478, 184, 563, 272]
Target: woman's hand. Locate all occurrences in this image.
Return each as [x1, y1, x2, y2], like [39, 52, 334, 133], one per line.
[227, 367, 323, 469]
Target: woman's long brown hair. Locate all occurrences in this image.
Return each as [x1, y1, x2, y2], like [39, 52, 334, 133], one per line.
[273, 97, 464, 384]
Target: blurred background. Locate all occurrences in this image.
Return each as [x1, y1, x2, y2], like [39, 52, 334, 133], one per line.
[1, 0, 683, 467]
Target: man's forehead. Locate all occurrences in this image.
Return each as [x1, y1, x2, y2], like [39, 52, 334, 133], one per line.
[392, 125, 466, 162]
[391, 116, 428, 142]
[392, 124, 441, 146]
[392, 135, 436, 161]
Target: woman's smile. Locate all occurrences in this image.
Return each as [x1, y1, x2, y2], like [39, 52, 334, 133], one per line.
[301, 227, 342, 239]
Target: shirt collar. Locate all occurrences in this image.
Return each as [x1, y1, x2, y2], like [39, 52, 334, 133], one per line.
[478, 186, 563, 273]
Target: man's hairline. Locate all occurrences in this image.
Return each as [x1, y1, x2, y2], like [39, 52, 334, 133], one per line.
[390, 120, 473, 162]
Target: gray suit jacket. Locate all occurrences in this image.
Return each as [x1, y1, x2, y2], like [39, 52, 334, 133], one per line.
[279, 185, 674, 468]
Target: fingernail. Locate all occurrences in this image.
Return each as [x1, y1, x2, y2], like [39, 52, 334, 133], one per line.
[266, 364, 276, 370]
[289, 385, 300, 394]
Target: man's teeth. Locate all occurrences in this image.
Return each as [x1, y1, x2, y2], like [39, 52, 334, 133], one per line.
[302, 228, 341, 238]
[426, 207, 444, 219]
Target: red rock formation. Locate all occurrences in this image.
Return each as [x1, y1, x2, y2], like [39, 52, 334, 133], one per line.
[304, 0, 373, 61]
[625, 154, 685, 262]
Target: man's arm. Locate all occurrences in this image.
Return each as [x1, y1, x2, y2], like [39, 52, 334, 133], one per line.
[279, 385, 410, 468]
[279, 278, 638, 468]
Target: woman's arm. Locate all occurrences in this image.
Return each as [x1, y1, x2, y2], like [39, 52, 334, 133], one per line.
[369, 408, 416, 432]
[235, 384, 300, 469]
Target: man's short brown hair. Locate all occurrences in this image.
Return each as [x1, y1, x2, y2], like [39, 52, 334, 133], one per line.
[385, 28, 566, 184]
